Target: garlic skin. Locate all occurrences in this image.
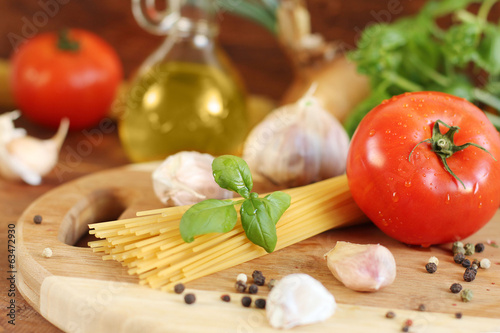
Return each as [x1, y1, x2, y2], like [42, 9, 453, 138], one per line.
[266, 273, 336, 329]
[242, 85, 350, 192]
[324, 241, 396, 292]
[0, 111, 69, 186]
[152, 151, 233, 206]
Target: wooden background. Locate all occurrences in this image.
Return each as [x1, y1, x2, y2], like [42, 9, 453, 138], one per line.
[5, 0, 498, 332]
[0, 0, 429, 101]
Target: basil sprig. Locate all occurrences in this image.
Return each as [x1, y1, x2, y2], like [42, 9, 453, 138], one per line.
[179, 155, 291, 253]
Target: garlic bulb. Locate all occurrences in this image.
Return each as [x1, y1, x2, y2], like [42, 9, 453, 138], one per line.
[324, 241, 396, 292]
[266, 273, 336, 329]
[152, 151, 233, 206]
[0, 110, 69, 185]
[242, 84, 350, 191]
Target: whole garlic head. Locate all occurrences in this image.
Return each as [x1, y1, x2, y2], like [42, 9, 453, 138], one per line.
[324, 241, 396, 292]
[152, 151, 233, 206]
[0, 111, 69, 185]
[242, 84, 349, 191]
[266, 273, 336, 329]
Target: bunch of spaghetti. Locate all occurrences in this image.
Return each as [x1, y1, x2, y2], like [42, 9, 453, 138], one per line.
[88, 174, 366, 291]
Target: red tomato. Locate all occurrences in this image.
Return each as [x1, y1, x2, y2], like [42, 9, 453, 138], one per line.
[10, 29, 122, 130]
[346, 91, 500, 246]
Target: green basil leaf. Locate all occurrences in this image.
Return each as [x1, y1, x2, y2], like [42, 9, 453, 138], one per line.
[212, 155, 253, 199]
[240, 198, 277, 253]
[180, 199, 237, 243]
[240, 193, 290, 253]
[262, 191, 291, 223]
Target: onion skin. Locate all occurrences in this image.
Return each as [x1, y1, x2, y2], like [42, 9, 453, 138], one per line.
[281, 55, 371, 123]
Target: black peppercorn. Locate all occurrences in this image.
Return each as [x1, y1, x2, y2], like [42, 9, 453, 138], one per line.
[174, 283, 185, 294]
[235, 280, 247, 293]
[450, 283, 462, 294]
[255, 298, 266, 309]
[453, 253, 465, 264]
[418, 304, 426, 311]
[33, 215, 43, 224]
[475, 243, 485, 253]
[385, 311, 396, 319]
[184, 293, 196, 304]
[221, 294, 231, 302]
[252, 270, 266, 286]
[455, 312, 463, 319]
[402, 326, 409, 333]
[241, 296, 252, 307]
[425, 262, 437, 273]
[463, 268, 476, 282]
[248, 284, 258, 294]
[462, 259, 471, 268]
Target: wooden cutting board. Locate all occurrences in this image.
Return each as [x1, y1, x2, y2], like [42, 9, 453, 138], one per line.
[16, 164, 500, 333]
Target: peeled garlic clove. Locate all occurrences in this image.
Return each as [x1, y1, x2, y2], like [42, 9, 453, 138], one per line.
[0, 111, 69, 185]
[324, 241, 396, 292]
[266, 273, 336, 329]
[152, 151, 233, 206]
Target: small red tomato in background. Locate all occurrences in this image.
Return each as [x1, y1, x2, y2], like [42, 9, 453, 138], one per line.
[10, 29, 123, 130]
[346, 91, 500, 246]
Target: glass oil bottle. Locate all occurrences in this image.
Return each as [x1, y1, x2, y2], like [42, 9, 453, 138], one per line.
[120, 0, 249, 162]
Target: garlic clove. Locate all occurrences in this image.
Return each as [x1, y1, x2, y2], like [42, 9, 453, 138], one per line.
[324, 241, 396, 292]
[0, 112, 69, 185]
[0, 110, 26, 142]
[0, 149, 41, 185]
[7, 118, 69, 176]
[266, 273, 336, 329]
[152, 151, 234, 206]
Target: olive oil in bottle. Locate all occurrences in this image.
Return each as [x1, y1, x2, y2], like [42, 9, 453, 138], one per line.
[119, 62, 247, 162]
[121, 0, 249, 162]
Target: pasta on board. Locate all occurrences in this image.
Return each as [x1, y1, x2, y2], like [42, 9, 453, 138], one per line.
[88, 174, 366, 291]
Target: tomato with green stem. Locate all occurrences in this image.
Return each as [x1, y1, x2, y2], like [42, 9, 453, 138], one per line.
[10, 29, 122, 130]
[346, 91, 500, 246]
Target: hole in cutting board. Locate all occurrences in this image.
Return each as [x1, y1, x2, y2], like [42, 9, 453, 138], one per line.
[58, 188, 133, 246]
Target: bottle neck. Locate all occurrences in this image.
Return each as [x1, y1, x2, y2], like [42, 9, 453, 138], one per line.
[175, 17, 218, 37]
[175, 0, 218, 37]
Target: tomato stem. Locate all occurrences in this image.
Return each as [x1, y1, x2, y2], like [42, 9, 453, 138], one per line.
[408, 119, 496, 189]
[57, 29, 79, 52]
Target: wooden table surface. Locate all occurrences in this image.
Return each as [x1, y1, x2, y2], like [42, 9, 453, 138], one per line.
[3, 0, 492, 331]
